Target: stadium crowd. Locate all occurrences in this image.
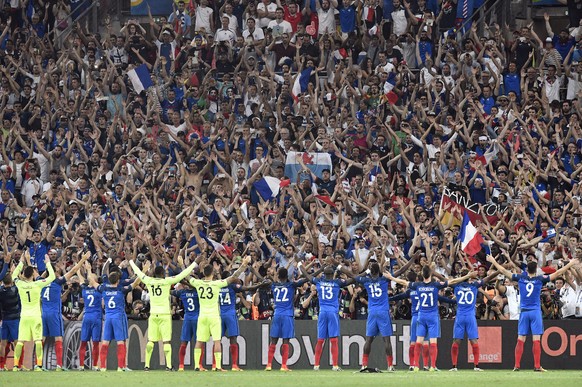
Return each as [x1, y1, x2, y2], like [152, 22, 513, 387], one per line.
[1, 0, 582, 342]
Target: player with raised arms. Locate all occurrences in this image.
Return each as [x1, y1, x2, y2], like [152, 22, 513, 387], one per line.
[299, 262, 353, 371]
[12, 254, 55, 371]
[264, 267, 310, 371]
[174, 281, 204, 371]
[130, 257, 198, 371]
[386, 265, 475, 371]
[449, 268, 499, 371]
[96, 263, 142, 371]
[189, 256, 251, 371]
[41, 251, 90, 370]
[487, 255, 579, 371]
[77, 260, 103, 371]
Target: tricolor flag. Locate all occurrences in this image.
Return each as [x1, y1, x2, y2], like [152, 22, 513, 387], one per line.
[284, 151, 333, 181]
[127, 64, 153, 94]
[541, 228, 557, 243]
[459, 211, 484, 256]
[207, 238, 233, 256]
[475, 141, 499, 166]
[333, 48, 349, 62]
[315, 194, 335, 207]
[383, 71, 398, 105]
[253, 177, 291, 201]
[291, 67, 313, 102]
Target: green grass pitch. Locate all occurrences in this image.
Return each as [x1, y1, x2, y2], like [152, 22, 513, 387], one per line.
[2, 369, 582, 387]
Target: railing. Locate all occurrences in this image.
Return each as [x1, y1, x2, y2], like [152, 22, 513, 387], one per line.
[457, 0, 510, 41]
[57, 0, 99, 40]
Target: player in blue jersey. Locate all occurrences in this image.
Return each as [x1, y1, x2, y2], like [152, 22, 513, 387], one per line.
[449, 268, 499, 371]
[219, 269, 264, 371]
[339, 262, 395, 371]
[264, 267, 308, 371]
[41, 252, 89, 370]
[174, 283, 202, 371]
[390, 271, 457, 371]
[299, 262, 353, 371]
[77, 260, 103, 371]
[387, 265, 474, 371]
[97, 268, 141, 371]
[487, 255, 578, 371]
[0, 255, 22, 371]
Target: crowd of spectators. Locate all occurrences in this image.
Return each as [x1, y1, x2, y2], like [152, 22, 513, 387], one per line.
[1, 0, 582, 327]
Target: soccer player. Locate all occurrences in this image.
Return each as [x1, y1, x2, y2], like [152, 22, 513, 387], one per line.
[129, 257, 198, 371]
[41, 252, 89, 370]
[189, 256, 251, 372]
[299, 262, 353, 371]
[173, 282, 203, 371]
[487, 255, 579, 371]
[449, 268, 499, 371]
[219, 268, 264, 371]
[386, 265, 475, 371]
[98, 265, 142, 371]
[12, 254, 56, 371]
[265, 267, 308, 372]
[0, 255, 22, 371]
[339, 262, 395, 371]
[77, 261, 103, 371]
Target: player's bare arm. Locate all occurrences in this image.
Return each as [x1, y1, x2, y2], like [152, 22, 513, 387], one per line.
[486, 254, 514, 278]
[226, 256, 252, 284]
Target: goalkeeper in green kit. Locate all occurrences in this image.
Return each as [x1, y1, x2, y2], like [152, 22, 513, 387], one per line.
[130, 257, 199, 371]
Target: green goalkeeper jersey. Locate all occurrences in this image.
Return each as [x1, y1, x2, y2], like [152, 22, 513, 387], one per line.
[188, 278, 228, 317]
[130, 261, 197, 315]
[13, 261, 56, 318]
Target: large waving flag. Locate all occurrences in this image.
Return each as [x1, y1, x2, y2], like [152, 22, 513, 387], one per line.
[284, 151, 333, 181]
[541, 227, 557, 243]
[459, 211, 484, 256]
[439, 187, 499, 227]
[207, 238, 233, 256]
[382, 71, 398, 105]
[127, 64, 153, 93]
[253, 177, 291, 200]
[291, 67, 313, 102]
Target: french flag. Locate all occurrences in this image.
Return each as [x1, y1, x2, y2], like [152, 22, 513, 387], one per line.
[291, 67, 313, 102]
[541, 228, 557, 243]
[207, 238, 233, 256]
[127, 64, 154, 94]
[476, 141, 499, 166]
[383, 71, 398, 105]
[459, 211, 484, 256]
[253, 177, 291, 201]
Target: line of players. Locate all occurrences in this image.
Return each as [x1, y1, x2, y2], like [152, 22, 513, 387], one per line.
[1, 250, 577, 372]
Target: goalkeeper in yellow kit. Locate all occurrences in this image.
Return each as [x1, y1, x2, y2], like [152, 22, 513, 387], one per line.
[189, 256, 251, 371]
[130, 257, 199, 371]
[12, 254, 55, 371]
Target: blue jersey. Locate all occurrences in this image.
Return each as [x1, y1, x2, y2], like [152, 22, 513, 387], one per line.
[512, 273, 549, 310]
[410, 281, 448, 314]
[272, 280, 306, 317]
[453, 280, 484, 315]
[99, 284, 132, 317]
[81, 285, 103, 318]
[219, 283, 243, 315]
[355, 276, 390, 312]
[41, 277, 67, 314]
[173, 289, 200, 320]
[313, 277, 347, 313]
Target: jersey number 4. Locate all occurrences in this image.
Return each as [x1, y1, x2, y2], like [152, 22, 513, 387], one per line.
[198, 286, 214, 300]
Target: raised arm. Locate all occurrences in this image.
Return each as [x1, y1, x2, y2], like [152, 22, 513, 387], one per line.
[226, 256, 252, 284]
[486, 254, 513, 278]
[549, 259, 579, 281]
[447, 270, 477, 286]
[63, 251, 91, 281]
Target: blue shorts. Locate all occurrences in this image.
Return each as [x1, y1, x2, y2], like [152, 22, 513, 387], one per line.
[81, 315, 102, 342]
[366, 310, 393, 337]
[317, 310, 339, 339]
[103, 316, 128, 342]
[180, 318, 198, 342]
[42, 312, 64, 337]
[518, 309, 544, 336]
[221, 313, 239, 337]
[416, 313, 440, 339]
[270, 315, 295, 339]
[453, 314, 479, 340]
[411, 314, 418, 342]
[1, 319, 19, 341]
